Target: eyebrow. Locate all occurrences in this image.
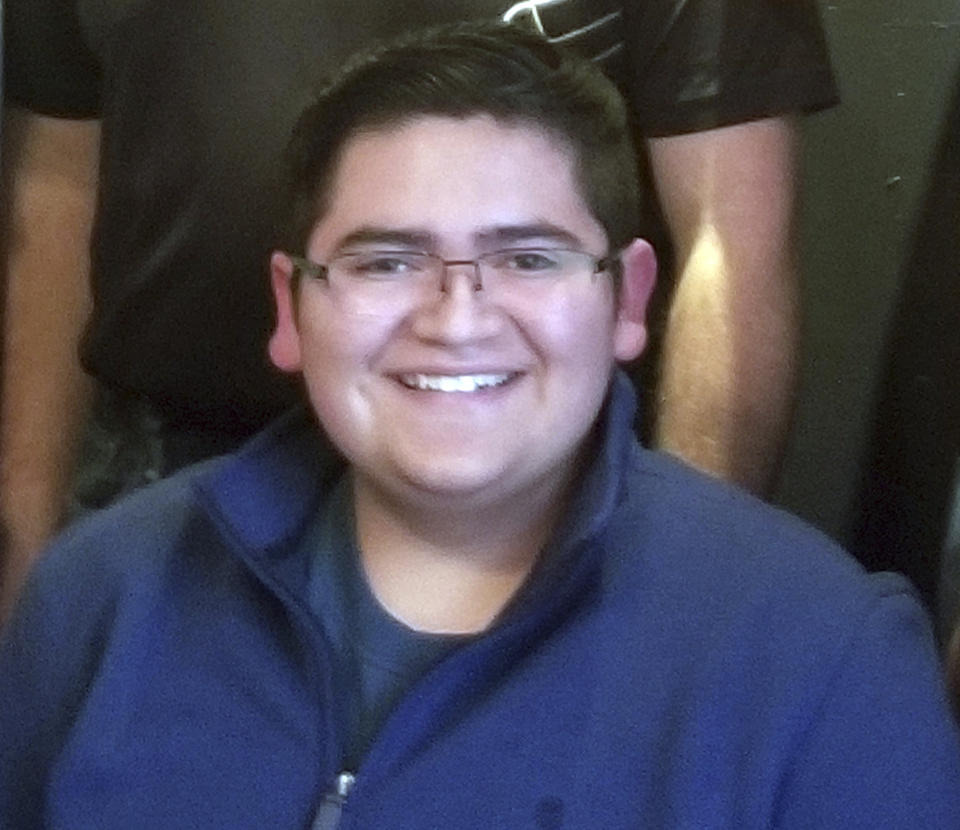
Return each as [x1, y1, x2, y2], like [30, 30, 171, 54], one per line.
[475, 223, 585, 249]
[331, 222, 586, 255]
[333, 227, 435, 252]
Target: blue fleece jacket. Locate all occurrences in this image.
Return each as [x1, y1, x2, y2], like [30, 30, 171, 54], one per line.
[2, 373, 959, 829]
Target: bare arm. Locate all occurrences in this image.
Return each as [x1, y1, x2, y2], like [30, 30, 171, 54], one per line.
[646, 116, 799, 497]
[0, 109, 100, 622]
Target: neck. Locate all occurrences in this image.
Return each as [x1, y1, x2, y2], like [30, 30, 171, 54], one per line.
[351, 472, 571, 635]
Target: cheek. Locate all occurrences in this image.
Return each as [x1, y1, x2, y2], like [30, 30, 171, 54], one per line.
[297, 313, 384, 425]
[530, 291, 618, 365]
[299, 306, 383, 370]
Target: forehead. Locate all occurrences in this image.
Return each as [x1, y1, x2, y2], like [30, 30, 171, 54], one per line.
[307, 115, 608, 254]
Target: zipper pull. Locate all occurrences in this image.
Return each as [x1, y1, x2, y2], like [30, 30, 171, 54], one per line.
[311, 772, 357, 830]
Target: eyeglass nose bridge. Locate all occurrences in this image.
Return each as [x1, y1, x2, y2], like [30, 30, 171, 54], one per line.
[437, 258, 484, 293]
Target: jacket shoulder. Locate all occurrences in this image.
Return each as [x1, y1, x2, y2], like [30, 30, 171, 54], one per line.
[610, 446, 923, 643]
[6, 460, 224, 648]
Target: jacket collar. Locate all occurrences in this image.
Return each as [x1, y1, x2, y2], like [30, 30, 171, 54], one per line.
[193, 371, 641, 779]
[194, 369, 640, 577]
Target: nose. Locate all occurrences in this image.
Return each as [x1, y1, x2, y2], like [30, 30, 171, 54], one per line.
[439, 259, 483, 293]
[410, 262, 503, 344]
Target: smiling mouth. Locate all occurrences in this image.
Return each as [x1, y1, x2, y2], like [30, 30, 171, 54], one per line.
[397, 373, 516, 392]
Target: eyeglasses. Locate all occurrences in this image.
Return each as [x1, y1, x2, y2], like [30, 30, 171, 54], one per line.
[287, 248, 617, 314]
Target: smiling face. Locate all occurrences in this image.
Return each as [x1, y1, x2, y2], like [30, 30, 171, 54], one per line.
[270, 115, 654, 517]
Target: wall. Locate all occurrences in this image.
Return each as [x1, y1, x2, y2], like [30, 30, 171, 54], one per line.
[775, 0, 960, 546]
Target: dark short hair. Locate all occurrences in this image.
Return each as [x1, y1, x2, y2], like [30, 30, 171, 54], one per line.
[281, 21, 640, 254]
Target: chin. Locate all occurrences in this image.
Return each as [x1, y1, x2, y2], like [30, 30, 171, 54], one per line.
[393, 461, 510, 501]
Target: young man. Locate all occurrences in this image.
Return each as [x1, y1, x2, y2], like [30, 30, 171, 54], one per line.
[0, 24, 956, 829]
[0, 0, 837, 622]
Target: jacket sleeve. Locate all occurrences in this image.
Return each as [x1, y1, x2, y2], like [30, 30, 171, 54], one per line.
[0, 540, 113, 826]
[774, 583, 960, 828]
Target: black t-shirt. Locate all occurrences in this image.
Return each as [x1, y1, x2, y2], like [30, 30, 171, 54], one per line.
[4, 0, 837, 434]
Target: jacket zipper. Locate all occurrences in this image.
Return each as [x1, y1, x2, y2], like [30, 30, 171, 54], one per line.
[310, 771, 356, 830]
[228, 533, 354, 825]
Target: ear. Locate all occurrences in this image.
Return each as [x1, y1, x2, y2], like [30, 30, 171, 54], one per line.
[268, 251, 304, 372]
[613, 238, 657, 361]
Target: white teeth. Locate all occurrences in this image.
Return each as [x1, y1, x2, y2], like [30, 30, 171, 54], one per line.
[399, 373, 512, 392]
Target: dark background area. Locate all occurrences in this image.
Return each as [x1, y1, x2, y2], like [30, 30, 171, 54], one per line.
[775, 0, 960, 586]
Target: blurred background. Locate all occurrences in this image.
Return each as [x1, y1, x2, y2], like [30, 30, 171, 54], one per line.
[777, 0, 959, 606]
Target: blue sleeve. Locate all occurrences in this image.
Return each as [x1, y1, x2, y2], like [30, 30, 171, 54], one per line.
[775, 584, 960, 828]
[0, 543, 111, 826]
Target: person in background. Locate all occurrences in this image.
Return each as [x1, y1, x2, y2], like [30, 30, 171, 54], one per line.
[0, 25, 955, 828]
[0, 1, 837, 620]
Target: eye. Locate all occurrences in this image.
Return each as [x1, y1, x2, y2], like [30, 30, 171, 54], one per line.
[490, 249, 565, 274]
[342, 252, 429, 280]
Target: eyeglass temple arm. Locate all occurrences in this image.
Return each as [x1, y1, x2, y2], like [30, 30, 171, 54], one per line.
[288, 255, 330, 282]
[596, 254, 621, 276]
